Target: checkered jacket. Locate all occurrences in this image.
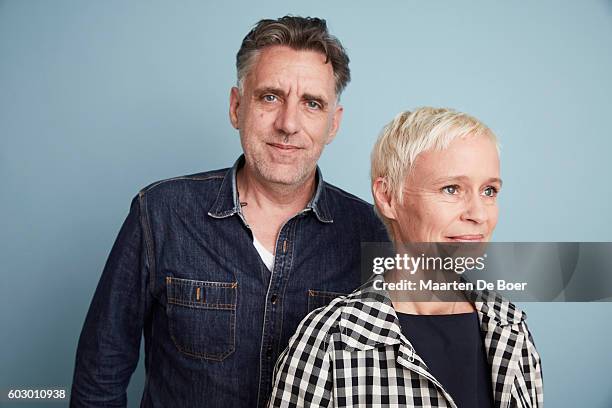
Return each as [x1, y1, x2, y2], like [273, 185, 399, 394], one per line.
[268, 276, 543, 407]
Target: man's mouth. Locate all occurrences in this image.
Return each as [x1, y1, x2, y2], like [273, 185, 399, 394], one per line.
[445, 234, 485, 242]
[268, 143, 301, 151]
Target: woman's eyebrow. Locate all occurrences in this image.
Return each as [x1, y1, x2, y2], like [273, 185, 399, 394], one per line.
[431, 176, 503, 186]
[486, 177, 503, 186]
[431, 175, 470, 184]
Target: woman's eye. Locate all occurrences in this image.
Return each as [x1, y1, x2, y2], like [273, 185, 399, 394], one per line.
[442, 185, 459, 195]
[263, 95, 277, 102]
[483, 186, 498, 197]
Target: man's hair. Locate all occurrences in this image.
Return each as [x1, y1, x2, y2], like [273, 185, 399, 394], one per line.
[370, 107, 500, 230]
[236, 16, 350, 97]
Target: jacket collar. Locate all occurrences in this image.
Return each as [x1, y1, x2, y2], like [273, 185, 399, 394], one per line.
[207, 155, 333, 223]
[471, 289, 527, 326]
[337, 274, 526, 351]
[337, 276, 403, 351]
[336, 274, 528, 406]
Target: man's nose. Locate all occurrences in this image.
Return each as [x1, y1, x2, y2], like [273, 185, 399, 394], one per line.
[460, 193, 488, 224]
[274, 100, 300, 136]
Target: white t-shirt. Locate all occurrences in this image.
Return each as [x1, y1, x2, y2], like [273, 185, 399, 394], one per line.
[253, 236, 274, 271]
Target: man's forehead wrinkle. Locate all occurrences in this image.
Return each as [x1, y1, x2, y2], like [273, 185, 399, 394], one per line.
[248, 49, 336, 100]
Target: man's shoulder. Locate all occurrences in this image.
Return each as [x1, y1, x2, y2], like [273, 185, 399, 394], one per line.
[322, 181, 372, 209]
[132, 167, 232, 216]
[322, 181, 380, 223]
[321, 181, 388, 239]
[139, 167, 229, 196]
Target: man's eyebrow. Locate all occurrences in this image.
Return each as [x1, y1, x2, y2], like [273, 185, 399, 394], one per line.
[253, 87, 331, 108]
[302, 93, 329, 108]
[432, 175, 503, 186]
[253, 87, 287, 98]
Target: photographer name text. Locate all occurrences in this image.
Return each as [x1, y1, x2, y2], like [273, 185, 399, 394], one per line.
[374, 279, 527, 292]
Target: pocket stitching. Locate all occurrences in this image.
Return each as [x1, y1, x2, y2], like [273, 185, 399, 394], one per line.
[167, 297, 236, 310]
[166, 277, 237, 361]
[307, 289, 347, 313]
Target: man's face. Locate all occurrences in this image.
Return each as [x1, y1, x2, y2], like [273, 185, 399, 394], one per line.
[388, 133, 501, 243]
[229, 45, 343, 186]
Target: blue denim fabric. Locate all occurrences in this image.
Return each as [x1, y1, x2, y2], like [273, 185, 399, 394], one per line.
[71, 156, 389, 407]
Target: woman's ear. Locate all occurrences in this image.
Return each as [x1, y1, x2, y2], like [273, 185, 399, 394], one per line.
[372, 177, 398, 221]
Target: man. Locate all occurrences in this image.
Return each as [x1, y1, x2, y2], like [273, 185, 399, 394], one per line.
[269, 108, 543, 407]
[70, 16, 388, 408]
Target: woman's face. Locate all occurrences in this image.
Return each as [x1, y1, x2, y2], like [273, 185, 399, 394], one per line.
[388, 133, 501, 243]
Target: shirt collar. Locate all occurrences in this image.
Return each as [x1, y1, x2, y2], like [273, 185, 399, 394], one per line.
[208, 155, 333, 223]
[207, 156, 242, 219]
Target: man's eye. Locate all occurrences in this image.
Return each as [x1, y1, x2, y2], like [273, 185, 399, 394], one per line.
[306, 100, 321, 110]
[442, 185, 459, 195]
[263, 95, 278, 103]
[483, 186, 498, 197]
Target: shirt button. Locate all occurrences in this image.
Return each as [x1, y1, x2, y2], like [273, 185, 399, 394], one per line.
[270, 294, 278, 304]
[266, 346, 273, 359]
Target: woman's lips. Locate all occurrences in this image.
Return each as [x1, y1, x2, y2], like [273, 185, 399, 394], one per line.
[446, 234, 485, 242]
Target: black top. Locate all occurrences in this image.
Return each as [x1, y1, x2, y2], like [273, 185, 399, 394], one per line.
[396, 311, 494, 408]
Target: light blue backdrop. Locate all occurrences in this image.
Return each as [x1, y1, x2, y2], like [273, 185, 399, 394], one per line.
[1, 1, 611, 406]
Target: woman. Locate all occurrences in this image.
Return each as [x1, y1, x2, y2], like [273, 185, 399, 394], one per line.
[268, 107, 543, 407]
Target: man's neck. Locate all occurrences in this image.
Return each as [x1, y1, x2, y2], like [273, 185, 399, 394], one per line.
[236, 166, 316, 214]
[236, 165, 317, 253]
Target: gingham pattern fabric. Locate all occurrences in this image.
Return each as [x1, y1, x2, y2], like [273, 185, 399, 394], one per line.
[268, 277, 543, 407]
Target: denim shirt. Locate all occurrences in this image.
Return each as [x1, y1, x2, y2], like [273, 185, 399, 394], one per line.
[71, 156, 389, 408]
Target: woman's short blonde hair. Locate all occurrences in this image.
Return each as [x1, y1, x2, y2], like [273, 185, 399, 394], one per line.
[370, 107, 499, 229]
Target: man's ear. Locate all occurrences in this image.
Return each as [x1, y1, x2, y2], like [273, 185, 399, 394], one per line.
[372, 177, 398, 221]
[325, 104, 343, 144]
[229, 87, 241, 129]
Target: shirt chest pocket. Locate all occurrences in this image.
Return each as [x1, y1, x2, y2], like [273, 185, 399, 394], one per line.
[166, 277, 237, 361]
[307, 289, 347, 313]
